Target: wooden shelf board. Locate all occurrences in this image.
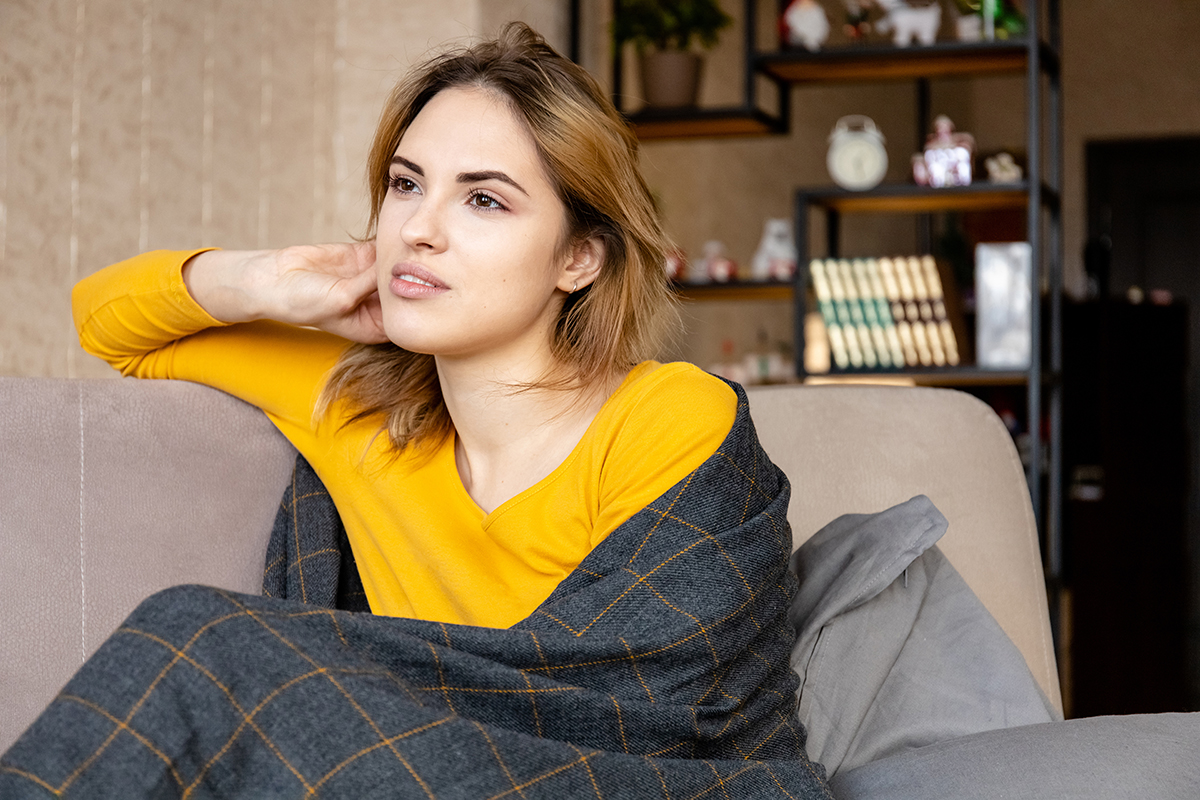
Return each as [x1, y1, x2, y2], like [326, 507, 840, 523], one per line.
[674, 281, 794, 302]
[799, 183, 1032, 214]
[758, 41, 1029, 84]
[624, 108, 784, 140]
[806, 368, 1029, 387]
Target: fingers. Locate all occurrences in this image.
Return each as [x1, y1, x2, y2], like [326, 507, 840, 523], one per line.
[358, 292, 389, 344]
[357, 240, 377, 271]
[329, 259, 380, 316]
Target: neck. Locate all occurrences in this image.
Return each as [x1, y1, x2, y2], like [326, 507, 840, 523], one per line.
[435, 353, 621, 514]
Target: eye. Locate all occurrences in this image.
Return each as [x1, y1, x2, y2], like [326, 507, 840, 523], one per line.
[387, 173, 419, 195]
[468, 190, 507, 211]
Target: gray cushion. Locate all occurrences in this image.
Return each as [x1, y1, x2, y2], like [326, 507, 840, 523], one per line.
[829, 713, 1200, 799]
[790, 496, 1059, 778]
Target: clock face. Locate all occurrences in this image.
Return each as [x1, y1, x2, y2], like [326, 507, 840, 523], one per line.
[828, 135, 888, 190]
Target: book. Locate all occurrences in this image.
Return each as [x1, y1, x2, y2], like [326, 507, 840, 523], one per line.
[809, 259, 850, 370]
[877, 257, 921, 367]
[905, 256, 947, 367]
[824, 259, 869, 368]
[919, 254, 961, 366]
[850, 259, 894, 369]
[811, 255, 966, 374]
[835, 259, 879, 368]
[864, 258, 907, 368]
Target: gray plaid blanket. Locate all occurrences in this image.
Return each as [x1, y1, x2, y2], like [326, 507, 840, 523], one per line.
[1, 385, 830, 799]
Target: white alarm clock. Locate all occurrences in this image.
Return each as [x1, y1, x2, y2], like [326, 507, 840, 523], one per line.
[827, 115, 888, 191]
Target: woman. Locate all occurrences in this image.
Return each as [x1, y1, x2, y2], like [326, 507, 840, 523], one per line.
[2, 24, 829, 799]
[72, 26, 732, 630]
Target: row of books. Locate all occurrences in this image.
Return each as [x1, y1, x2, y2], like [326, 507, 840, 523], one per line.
[810, 255, 960, 370]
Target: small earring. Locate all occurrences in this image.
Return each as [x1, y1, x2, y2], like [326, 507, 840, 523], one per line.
[572, 280, 578, 293]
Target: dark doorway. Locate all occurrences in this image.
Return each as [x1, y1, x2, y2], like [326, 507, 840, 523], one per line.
[1070, 137, 1200, 715]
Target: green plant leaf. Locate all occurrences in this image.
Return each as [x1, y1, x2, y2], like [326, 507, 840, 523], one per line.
[612, 0, 734, 54]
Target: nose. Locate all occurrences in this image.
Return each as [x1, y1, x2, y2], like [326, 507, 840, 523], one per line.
[398, 194, 448, 252]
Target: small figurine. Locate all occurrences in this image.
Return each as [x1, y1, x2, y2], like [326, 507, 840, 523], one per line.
[841, 0, 872, 40]
[663, 247, 688, 281]
[984, 152, 1023, 183]
[954, 10, 983, 41]
[922, 114, 975, 187]
[751, 219, 798, 281]
[874, 0, 942, 47]
[782, 0, 831, 52]
[950, 0, 1026, 41]
[911, 152, 930, 185]
[694, 240, 738, 283]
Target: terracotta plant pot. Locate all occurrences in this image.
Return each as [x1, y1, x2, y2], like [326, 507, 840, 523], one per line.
[639, 50, 702, 109]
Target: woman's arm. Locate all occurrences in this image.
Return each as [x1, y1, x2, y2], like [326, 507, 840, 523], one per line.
[72, 247, 382, 442]
[181, 244, 386, 343]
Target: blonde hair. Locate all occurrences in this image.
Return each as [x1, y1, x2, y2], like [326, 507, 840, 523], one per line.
[318, 23, 679, 452]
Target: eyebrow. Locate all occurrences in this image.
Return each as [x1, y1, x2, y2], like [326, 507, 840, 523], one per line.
[390, 157, 528, 197]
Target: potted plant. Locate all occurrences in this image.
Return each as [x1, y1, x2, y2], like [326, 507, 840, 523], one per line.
[613, 0, 734, 109]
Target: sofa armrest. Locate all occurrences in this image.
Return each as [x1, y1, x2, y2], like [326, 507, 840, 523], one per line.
[0, 378, 296, 749]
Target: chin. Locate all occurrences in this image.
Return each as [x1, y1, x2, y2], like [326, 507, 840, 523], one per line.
[382, 334, 439, 356]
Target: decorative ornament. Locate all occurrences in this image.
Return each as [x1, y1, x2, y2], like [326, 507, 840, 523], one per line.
[921, 114, 975, 188]
[751, 219, 798, 281]
[694, 240, 738, 283]
[951, 0, 1026, 41]
[782, 0, 831, 52]
[874, 0, 942, 47]
[664, 247, 688, 281]
[841, 0, 872, 40]
[912, 152, 931, 186]
[828, 115, 889, 191]
[985, 152, 1023, 184]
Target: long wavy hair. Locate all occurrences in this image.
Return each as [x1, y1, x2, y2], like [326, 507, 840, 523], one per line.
[317, 22, 679, 453]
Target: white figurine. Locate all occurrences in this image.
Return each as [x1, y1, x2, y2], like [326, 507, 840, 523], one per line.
[985, 152, 1023, 183]
[783, 0, 831, 52]
[751, 219, 798, 281]
[874, 0, 942, 47]
[923, 114, 975, 187]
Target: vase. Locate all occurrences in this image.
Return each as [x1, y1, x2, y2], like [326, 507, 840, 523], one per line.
[639, 50, 701, 109]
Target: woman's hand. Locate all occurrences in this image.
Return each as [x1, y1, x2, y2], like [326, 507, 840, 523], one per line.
[183, 243, 389, 344]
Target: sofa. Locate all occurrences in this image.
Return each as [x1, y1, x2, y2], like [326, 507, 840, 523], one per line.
[1, 376, 1197, 797]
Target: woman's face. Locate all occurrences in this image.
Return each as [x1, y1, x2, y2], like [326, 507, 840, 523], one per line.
[374, 86, 580, 365]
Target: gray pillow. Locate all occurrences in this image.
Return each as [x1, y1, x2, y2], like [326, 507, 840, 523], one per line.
[789, 495, 1059, 779]
[828, 712, 1200, 800]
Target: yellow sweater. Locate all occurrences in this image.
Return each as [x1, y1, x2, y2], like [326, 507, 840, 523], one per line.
[73, 250, 737, 627]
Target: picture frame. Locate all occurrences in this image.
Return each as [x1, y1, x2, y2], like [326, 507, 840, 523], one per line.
[975, 242, 1033, 369]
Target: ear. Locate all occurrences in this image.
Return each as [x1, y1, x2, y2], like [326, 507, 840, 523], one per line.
[557, 236, 605, 294]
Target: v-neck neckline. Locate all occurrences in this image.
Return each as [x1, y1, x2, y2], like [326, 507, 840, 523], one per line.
[445, 363, 654, 526]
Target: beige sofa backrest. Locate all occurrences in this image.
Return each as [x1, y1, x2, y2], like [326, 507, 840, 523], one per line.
[0, 378, 1060, 750]
[0, 378, 297, 749]
[745, 385, 1060, 713]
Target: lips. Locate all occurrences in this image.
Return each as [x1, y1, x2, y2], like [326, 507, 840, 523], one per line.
[389, 262, 448, 299]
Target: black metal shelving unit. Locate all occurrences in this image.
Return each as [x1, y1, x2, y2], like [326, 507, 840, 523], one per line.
[782, 5, 1064, 628]
[588, 0, 1064, 631]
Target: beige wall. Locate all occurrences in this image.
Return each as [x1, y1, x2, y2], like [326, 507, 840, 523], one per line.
[0, 0, 565, 378]
[4, 0, 1200, 376]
